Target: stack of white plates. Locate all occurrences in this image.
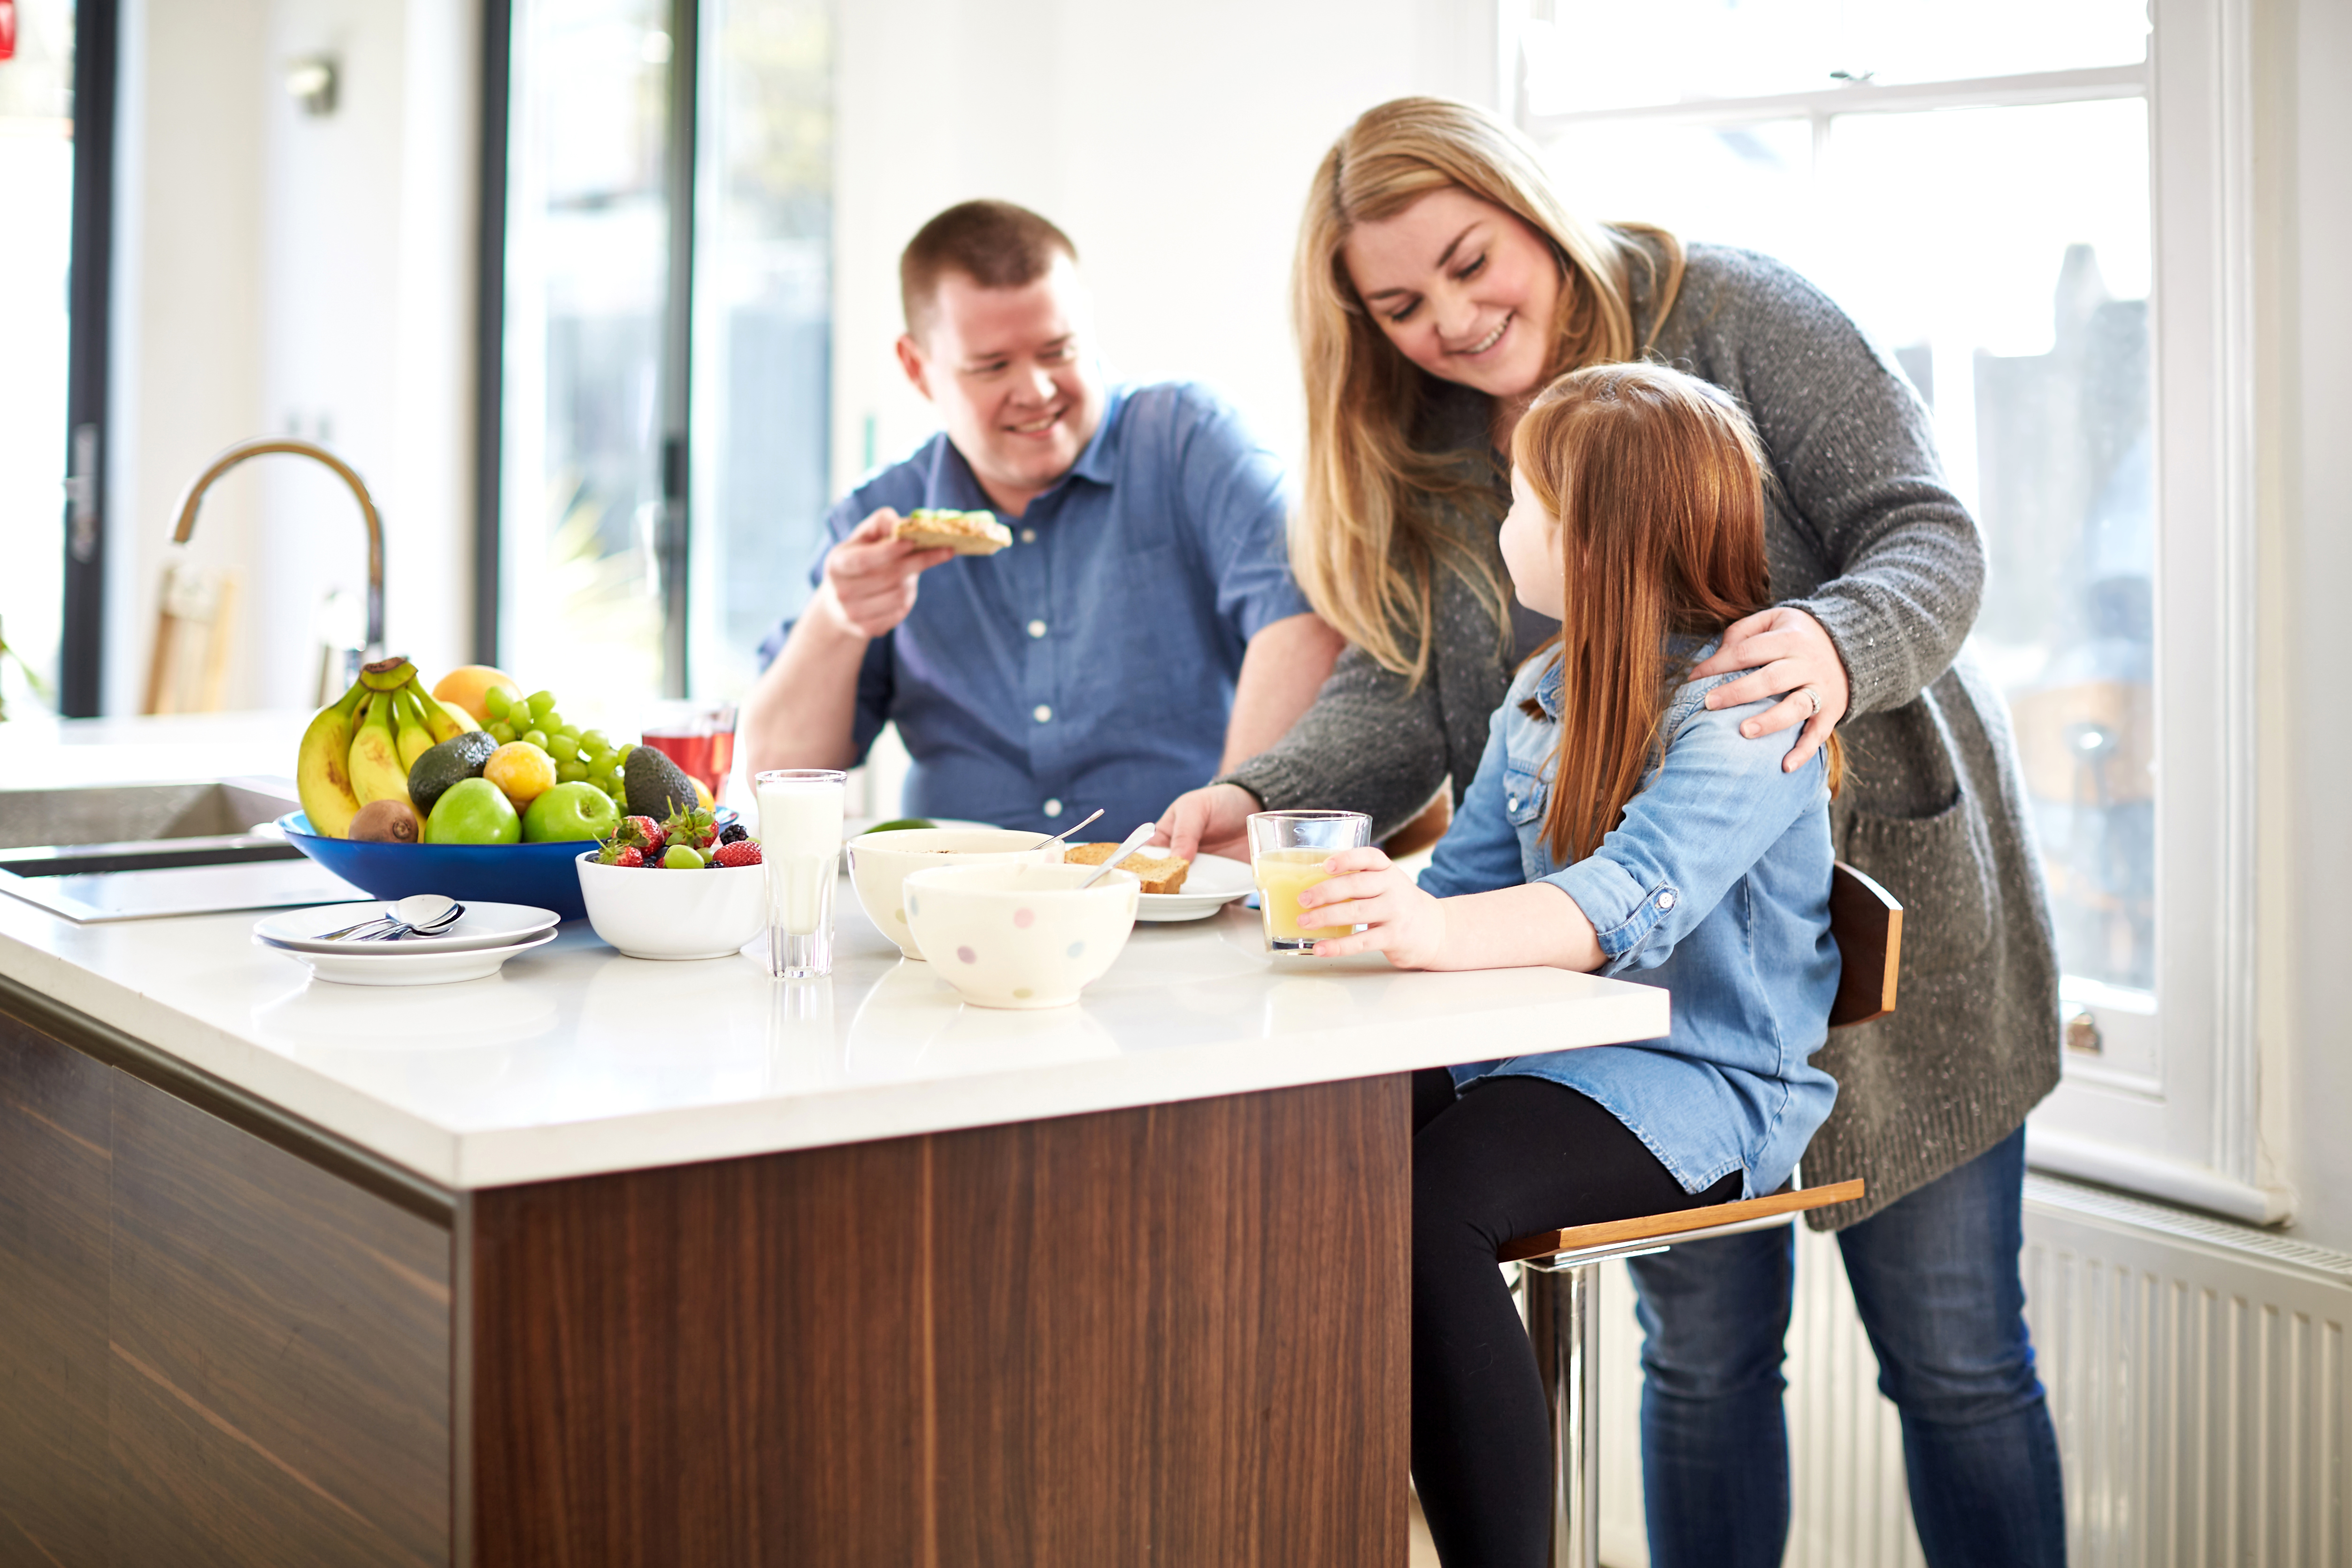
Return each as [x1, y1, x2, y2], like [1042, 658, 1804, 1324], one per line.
[254, 901, 561, 987]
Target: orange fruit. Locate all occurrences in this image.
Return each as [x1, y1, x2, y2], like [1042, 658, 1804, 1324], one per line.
[432, 664, 524, 727]
[483, 741, 557, 807]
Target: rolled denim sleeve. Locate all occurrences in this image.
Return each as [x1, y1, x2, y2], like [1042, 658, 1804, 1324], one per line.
[1418, 710, 1524, 900]
[1544, 678, 1827, 975]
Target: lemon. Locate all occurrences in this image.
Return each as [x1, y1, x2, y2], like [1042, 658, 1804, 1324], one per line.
[483, 741, 558, 808]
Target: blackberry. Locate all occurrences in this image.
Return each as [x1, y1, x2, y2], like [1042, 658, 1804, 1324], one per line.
[719, 822, 749, 845]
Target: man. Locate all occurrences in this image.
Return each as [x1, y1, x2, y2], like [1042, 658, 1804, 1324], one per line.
[742, 200, 1341, 835]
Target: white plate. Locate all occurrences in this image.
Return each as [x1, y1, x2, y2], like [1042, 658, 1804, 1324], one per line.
[1136, 852, 1257, 922]
[254, 900, 561, 955]
[256, 929, 559, 987]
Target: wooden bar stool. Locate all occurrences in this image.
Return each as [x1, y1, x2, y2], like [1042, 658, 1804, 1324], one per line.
[1507, 861, 1902, 1568]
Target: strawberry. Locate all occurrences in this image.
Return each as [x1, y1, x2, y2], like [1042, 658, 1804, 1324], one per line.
[662, 803, 718, 852]
[596, 842, 645, 868]
[713, 839, 762, 868]
[616, 814, 667, 854]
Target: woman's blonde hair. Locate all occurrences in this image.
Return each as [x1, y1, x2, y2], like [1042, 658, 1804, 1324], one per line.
[1514, 362, 1839, 861]
[1291, 95, 1685, 684]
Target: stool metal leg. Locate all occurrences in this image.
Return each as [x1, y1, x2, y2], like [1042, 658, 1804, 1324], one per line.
[1524, 1259, 1602, 1568]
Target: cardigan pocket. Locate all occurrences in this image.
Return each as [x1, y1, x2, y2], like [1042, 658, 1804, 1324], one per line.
[1842, 783, 1996, 976]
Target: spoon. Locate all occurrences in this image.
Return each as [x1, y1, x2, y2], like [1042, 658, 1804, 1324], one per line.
[1076, 823, 1158, 889]
[364, 898, 465, 941]
[1032, 807, 1105, 852]
[321, 894, 459, 942]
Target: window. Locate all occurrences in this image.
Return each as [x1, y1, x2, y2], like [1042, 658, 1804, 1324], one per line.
[490, 0, 831, 720]
[1512, 0, 2270, 1218]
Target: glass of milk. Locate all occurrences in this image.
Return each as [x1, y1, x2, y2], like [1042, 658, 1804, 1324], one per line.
[755, 769, 847, 979]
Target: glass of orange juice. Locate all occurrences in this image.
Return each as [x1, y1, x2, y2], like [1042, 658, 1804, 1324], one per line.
[1245, 810, 1371, 954]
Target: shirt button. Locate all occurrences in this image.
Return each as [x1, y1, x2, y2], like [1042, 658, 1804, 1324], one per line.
[1020, 528, 1037, 544]
[1027, 619, 1047, 638]
[1033, 704, 1053, 723]
[1656, 891, 1676, 911]
[1043, 798, 1063, 817]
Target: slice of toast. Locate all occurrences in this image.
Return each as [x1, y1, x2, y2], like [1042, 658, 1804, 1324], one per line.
[1064, 842, 1191, 895]
[893, 508, 1013, 555]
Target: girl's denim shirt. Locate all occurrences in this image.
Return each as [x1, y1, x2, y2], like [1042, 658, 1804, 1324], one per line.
[1420, 644, 1841, 1199]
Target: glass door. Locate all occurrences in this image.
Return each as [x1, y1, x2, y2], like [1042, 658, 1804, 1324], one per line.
[0, 0, 77, 715]
[493, 0, 832, 729]
[496, 0, 686, 723]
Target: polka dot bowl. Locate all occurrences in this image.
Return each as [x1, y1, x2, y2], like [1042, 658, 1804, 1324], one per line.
[900, 861, 1141, 1009]
[846, 827, 1064, 961]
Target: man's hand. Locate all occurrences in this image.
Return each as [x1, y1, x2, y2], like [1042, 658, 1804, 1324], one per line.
[1154, 782, 1260, 861]
[1293, 847, 1451, 968]
[1691, 606, 1850, 772]
[815, 507, 955, 640]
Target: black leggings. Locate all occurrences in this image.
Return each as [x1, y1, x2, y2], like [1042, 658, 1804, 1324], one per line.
[1410, 1068, 1742, 1568]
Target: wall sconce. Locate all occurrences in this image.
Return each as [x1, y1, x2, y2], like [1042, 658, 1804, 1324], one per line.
[285, 55, 338, 117]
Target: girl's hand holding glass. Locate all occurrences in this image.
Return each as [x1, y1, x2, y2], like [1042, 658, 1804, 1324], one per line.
[1292, 847, 1449, 966]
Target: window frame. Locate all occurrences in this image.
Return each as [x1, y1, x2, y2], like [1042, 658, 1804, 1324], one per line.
[1505, 0, 2275, 1221]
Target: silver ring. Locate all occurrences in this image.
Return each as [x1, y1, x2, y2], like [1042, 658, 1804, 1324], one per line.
[1799, 685, 1822, 717]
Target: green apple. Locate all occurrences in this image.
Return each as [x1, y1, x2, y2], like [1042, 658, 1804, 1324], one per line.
[522, 780, 621, 843]
[423, 776, 522, 845]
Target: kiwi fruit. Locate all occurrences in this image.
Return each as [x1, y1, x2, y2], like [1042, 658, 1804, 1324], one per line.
[349, 798, 422, 844]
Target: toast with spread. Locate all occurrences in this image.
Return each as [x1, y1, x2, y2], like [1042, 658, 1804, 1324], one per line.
[1064, 842, 1191, 895]
[892, 508, 1013, 555]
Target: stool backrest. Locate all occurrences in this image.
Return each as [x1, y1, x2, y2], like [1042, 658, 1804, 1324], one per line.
[1828, 861, 1902, 1028]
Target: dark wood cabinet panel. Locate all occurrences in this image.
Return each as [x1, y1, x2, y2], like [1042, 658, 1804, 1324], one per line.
[465, 1076, 1411, 1568]
[0, 1012, 115, 1568]
[467, 1135, 932, 1567]
[927, 1077, 1411, 1568]
[106, 1073, 452, 1568]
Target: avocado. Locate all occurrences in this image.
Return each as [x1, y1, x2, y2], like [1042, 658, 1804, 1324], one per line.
[623, 744, 699, 820]
[407, 729, 499, 819]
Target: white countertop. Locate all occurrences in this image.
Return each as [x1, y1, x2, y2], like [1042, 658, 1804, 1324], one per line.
[0, 714, 1672, 1191]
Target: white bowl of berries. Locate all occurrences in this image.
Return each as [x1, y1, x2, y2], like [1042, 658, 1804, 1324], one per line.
[576, 809, 768, 961]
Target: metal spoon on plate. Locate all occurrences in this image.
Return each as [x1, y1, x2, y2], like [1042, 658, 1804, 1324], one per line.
[320, 894, 462, 943]
[1075, 823, 1158, 889]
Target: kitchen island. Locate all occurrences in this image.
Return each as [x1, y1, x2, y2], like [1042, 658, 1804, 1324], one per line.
[0, 754, 1669, 1567]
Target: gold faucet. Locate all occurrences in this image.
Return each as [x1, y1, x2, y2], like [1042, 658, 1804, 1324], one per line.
[169, 437, 386, 654]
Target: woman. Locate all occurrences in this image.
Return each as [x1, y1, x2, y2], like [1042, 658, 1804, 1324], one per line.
[1158, 98, 2066, 1566]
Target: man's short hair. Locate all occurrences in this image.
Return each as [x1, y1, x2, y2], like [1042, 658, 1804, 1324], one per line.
[900, 200, 1078, 340]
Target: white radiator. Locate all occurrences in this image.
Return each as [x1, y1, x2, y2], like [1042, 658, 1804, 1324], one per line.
[1592, 1174, 2352, 1566]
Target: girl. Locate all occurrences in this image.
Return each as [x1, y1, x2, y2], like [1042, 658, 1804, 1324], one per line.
[1296, 362, 1840, 1568]
[1156, 97, 2064, 1568]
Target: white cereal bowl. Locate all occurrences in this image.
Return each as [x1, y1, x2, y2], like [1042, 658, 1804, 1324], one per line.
[576, 852, 768, 960]
[846, 827, 1062, 960]
[901, 862, 1140, 1009]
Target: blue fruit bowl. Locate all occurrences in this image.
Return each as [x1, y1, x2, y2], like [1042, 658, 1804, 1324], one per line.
[279, 812, 599, 922]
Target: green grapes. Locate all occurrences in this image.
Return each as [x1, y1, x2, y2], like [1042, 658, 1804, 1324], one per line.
[484, 687, 512, 719]
[547, 734, 579, 761]
[521, 729, 549, 751]
[489, 721, 516, 743]
[556, 759, 590, 783]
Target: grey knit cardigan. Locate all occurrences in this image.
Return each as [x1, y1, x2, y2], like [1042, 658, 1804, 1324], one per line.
[1226, 242, 2061, 1229]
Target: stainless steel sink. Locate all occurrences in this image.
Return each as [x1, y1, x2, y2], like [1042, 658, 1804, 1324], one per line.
[0, 777, 362, 922]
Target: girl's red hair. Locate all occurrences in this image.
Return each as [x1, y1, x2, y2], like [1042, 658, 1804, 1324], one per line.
[1511, 362, 1838, 862]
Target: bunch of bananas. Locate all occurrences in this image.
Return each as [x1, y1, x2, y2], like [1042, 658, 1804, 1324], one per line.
[296, 656, 481, 837]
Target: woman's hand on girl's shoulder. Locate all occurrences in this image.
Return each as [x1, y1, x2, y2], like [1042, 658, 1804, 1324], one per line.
[1298, 847, 1451, 969]
[1691, 606, 1850, 771]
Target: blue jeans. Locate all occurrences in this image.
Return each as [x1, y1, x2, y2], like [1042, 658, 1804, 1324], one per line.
[1625, 1127, 2066, 1567]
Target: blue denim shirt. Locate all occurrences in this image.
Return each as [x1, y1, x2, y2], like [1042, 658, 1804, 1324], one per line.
[757, 383, 1308, 835]
[1419, 646, 1840, 1199]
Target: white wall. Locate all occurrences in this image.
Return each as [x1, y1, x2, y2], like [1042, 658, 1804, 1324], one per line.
[2265, 0, 2352, 1254]
[832, 0, 1496, 491]
[106, 0, 477, 716]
